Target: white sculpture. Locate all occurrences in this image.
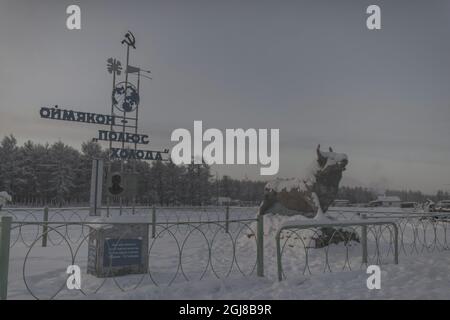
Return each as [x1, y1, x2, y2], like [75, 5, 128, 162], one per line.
[259, 145, 348, 219]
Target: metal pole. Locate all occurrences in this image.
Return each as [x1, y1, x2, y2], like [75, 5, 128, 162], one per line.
[107, 163, 111, 218]
[119, 45, 130, 217]
[109, 69, 116, 154]
[0, 216, 12, 300]
[135, 69, 140, 139]
[152, 206, 156, 239]
[108, 57, 116, 216]
[122, 44, 130, 152]
[361, 213, 368, 264]
[276, 230, 282, 281]
[42, 207, 49, 247]
[94, 159, 98, 215]
[225, 206, 229, 233]
[393, 223, 399, 264]
[256, 214, 264, 277]
[132, 69, 140, 215]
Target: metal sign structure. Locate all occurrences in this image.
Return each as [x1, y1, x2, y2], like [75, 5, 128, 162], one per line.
[39, 32, 170, 214]
[99, 31, 169, 162]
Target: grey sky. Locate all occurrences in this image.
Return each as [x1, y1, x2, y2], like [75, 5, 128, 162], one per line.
[1, 0, 450, 193]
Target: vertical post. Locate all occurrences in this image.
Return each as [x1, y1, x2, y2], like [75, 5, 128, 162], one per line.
[276, 230, 283, 281]
[361, 213, 368, 264]
[256, 214, 264, 277]
[225, 206, 229, 234]
[106, 162, 111, 218]
[42, 207, 49, 247]
[89, 159, 104, 216]
[393, 223, 399, 264]
[151, 206, 156, 239]
[106, 196, 110, 218]
[0, 216, 12, 300]
[120, 37, 132, 216]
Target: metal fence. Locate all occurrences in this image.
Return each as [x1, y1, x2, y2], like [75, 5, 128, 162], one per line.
[275, 210, 450, 280]
[1, 206, 258, 247]
[328, 210, 450, 254]
[1, 206, 450, 299]
[0, 206, 263, 300]
[276, 218, 399, 281]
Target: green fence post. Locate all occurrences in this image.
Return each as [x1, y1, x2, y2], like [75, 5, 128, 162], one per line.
[256, 214, 264, 277]
[152, 206, 156, 239]
[276, 229, 283, 281]
[0, 216, 12, 300]
[42, 207, 49, 247]
[225, 206, 230, 234]
[393, 223, 399, 264]
[361, 213, 368, 264]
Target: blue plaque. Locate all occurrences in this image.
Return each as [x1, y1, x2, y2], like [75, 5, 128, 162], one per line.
[103, 238, 142, 267]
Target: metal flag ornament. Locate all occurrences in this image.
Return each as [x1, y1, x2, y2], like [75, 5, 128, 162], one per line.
[126, 65, 140, 73]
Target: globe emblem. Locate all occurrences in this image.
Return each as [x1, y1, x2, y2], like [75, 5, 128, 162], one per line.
[112, 82, 140, 113]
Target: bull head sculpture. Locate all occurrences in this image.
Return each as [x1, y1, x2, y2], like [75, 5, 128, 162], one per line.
[316, 144, 348, 176]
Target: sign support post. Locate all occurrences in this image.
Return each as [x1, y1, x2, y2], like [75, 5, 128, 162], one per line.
[89, 159, 104, 216]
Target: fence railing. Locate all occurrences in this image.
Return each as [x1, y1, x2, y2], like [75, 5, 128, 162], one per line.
[328, 211, 450, 254]
[275, 218, 399, 281]
[274, 211, 450, 281]
[1, 206, 450, 299]
[0, 208, 263, 300]
[1, 206, 258, 248]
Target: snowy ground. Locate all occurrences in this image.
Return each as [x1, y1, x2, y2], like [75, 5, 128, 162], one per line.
[2, 206, 450, 299]
[86, 252, 450, 300]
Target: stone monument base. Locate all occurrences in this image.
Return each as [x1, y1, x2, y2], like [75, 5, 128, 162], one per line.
[87, 222, 149, 278]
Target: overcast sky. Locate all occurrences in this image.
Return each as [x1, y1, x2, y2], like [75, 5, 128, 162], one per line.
[1, 0, 450, 194]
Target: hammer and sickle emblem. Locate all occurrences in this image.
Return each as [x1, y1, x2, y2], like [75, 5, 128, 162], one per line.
[121, 31, 136, 49]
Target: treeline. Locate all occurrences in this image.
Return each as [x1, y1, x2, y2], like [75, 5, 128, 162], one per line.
[1, 135, 448, 207]
[0, 135, 265, 206]
[337, 186, 375, 204]
[384, 189, 449, 203]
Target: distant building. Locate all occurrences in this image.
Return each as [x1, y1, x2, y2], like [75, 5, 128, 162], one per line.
[436, 200, 450, 212]
[332, 199, 350, 207]
[400, 202, 417, 209]
[369, 195, 401, 207]
[238, 200, 261, 207]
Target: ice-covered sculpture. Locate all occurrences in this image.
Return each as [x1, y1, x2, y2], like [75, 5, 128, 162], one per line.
[0, 191, 12, 210]
[259, 145, 348, 219]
